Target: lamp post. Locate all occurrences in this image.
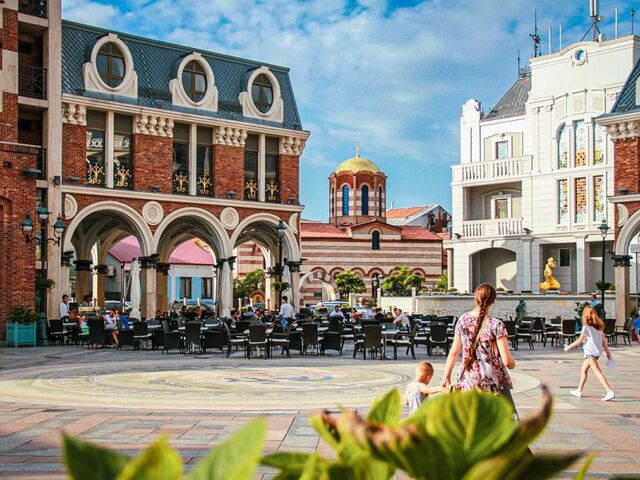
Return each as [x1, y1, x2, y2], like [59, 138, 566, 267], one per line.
[598, 219, 610, 313]
[21, 209, 65, 345]
[275, 220, 286, 308]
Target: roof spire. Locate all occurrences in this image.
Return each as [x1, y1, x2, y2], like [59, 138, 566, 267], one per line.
[355, 145, 361, 157]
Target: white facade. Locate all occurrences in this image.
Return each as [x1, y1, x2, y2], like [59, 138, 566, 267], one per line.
[448, 35, 640, 294]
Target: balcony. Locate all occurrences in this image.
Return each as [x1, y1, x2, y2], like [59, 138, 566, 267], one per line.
[19, 64, 47, 100]
[18, 0, 47, 18]
[452, 156, 531, 185]
[461, 218, 523, 238]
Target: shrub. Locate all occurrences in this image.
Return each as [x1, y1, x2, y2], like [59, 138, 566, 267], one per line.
[9, 306, 38, 324]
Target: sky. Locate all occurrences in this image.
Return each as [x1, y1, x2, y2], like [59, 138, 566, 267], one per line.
[62, 0, 638, 221]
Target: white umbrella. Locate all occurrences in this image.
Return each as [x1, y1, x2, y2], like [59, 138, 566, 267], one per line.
[129, 259, 141, 320]
[283, 264, 292, 295]
[220, 261, 231, 318]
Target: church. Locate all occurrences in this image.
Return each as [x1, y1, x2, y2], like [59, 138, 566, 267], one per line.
[298, 149, 449, 305]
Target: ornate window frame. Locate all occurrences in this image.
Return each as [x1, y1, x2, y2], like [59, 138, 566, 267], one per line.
[83, 33, 138, 98]
[169, 52, 218, 111]
[239, 66, 284, 123]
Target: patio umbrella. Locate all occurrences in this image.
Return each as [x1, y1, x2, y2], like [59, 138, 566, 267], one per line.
[129, 258, 142, 320]
[220, 261, 231, 318]
[283, 263, 292, 295]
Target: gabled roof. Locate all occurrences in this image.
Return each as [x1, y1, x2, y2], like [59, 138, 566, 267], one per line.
[61, 21, 303, 131]
[349, 219, 402, 233]
[610, 56, 640, 115]
[400, 226, 441, 241]
[482, 75, 531, 121]
[386, 205, 431, 220]
[299, 221, 441, 242]
[300, 222, 349, 239]
[110, 236, 215, 265]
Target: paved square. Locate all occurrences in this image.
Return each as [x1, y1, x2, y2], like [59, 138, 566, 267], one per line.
[0, 344, 638, 478]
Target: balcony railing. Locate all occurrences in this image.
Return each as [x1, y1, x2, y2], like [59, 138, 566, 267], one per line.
[19, 64, 47, 99]
[265, 178, 280, 203]
[114, 165, 133, 189]
[462, 218, 523, 238]
[18, 0, 47, 18]
[244, 177, 258, 201]
[452, 156, 531, 184]
[173, 170, 189, 194]
[196, 173, 213, 196]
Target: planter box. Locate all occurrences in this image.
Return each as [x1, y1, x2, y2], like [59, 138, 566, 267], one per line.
[6, 322, 37, 347]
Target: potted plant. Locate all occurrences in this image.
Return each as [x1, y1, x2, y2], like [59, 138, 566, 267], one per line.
[6, 306, 38, 347]
[35, 278, 55, 291]
[272, 281, 290, 292]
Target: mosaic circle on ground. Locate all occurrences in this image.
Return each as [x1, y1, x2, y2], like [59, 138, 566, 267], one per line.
[0, 359, 540, 411]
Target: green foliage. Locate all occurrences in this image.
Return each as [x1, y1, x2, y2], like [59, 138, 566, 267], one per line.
[8, 306, 38, 324]
[434, 273, 448, 292]
[574, 301, 590, 318]
[334, 270, 367, 298]
[273, 281, 291, 292]
[63, 388, 589, 480]
[381, 265, 425, 296]
[35, 278, 55, 291]
[234, 269, 265, 300]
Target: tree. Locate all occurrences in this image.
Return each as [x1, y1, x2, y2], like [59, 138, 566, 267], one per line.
[434, 273, 448, 292]
[233, 269, 265, 301]
[382, 265, 425, 296]
[334, 270, 366, 298]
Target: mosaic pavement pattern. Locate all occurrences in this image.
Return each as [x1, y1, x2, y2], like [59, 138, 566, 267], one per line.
[0, 345, 638, 478]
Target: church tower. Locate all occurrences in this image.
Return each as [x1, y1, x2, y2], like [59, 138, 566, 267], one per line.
[328, 147, 387, 227]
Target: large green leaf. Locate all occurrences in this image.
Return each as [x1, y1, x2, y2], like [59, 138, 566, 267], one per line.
[189, 418, 265, 480]
[310, 411, 341, 449]
[299, 454, 330, 480]
[423, 390, 516, 476]
[574, 453, 596, 480]
[262, 452, 312, 479]
[465, 452, 581, 480]
[117, 436, 182, 480]
[63, 432, 129, 480]
[367, 389, 401, 427]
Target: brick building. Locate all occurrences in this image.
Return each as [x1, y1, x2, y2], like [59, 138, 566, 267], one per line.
[0, 1, 308, 337]
[298, 150, 447, 305]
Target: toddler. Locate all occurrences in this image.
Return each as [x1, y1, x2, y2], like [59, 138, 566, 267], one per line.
[404, 361, 439, 414]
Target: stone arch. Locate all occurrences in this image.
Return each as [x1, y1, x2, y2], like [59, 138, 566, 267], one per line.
[615, 207, 640, 255]
[410, 268, 427, 277]
[470, 247, 517, 291]
[300, 268, 338, 302]
[350, 267, 366, 277]
[63, 201, 153, 256]
[367, 267, 385, 277]
[230, 212, 300, 261]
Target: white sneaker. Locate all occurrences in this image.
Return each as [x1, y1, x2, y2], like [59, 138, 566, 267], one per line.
[569, 389, 582, 398]
[602, 391, 615, 401]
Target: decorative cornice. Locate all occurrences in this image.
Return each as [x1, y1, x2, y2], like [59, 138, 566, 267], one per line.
[605, 120, 640, 140]
[134, 114, 174, 137]
[62, 103, 87, 126]
[214, 126, 247, 147]
[280, 135, 305, 156]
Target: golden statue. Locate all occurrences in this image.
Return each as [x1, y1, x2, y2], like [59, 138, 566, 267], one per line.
[539, 257, 560, 291]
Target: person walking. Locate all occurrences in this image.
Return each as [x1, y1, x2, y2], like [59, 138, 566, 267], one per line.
[59, 295, 70, 321]
[564, 305, 615, 401]
[441, 283, 518, 416]
[279, 296, 295, 328]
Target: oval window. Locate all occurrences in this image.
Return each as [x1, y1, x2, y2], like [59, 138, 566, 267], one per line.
[182, 60, 207, 102]
[251, 74, 273, 113]
[97, 43, 126, 88]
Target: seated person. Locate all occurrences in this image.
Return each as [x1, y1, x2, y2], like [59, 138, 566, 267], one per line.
[78, 316, 90, 335]
[118, 314, 130, 330]
[194, 306, 203, 319]
[242, 306, 257, 321]
[392, 308, 411, 329]
[329, 305, 345, 319]
[103, 310, 120, 347]
[350, 307, 360, 322]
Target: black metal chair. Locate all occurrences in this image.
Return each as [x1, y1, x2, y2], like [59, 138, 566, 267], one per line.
[87, 318, 105, 349]
[604, 318, 616, 345]
[133, 321, 152, 350]
[117, 329, 136, 350]
[412, 323, 429, 354]
[559, 319, 577, 347]
[269, 324, 292, 358]
[503, 321, 518, 350]
[385, 323, 416, 360]
[516, 321, 535, 350]
[248, 324, 269, 359]
[531, 317, 548, 346]
[223, 323, 247, 358]
[162, 330, 182, 354]
[302, 323, 322, 356]
[328, 318, 343, 333]
[615, 317, 633, 346]
[184, 322, 203, 354]
[235, 321, 251, 334]
[353, 325, 383, 360]
[48, 319, 65, 346]
[202, 329, 225, 354]
[426, 322, 449, 356]
[321, 331, 342, 355]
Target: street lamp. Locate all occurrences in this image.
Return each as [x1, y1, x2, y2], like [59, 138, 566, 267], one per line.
[20, 209, 65, 345]
[275, 219, 286, 308]
[598, 219, 610, 313]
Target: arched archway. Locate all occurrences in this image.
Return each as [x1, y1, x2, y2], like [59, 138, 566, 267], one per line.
[300, 268, 338, 305]
[471, 247, 517, 291]
[613, 208, 640, 323]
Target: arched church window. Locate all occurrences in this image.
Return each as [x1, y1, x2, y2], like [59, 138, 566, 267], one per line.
[372, 231, 380, 250]
[361, 185, 369, 215]
[342, 185, 350, 215]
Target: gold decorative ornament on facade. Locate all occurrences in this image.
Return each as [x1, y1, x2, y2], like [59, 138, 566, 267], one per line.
[86, 162, 104, 185]
[114, 166, 131, 188]
[244, 179, 258, 199]
[197, 175, 212, 195]
[173, 172, 188, 193]
[539, 257, 560, 291]
[266, 180, 279, 201]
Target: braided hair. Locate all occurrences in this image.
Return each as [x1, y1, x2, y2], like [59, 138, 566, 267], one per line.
[463, 283, 497, 371]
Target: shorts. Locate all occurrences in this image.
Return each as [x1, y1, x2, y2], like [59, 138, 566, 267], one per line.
[584, 354, 600, 360]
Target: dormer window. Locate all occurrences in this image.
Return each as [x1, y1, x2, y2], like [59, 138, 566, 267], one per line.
[182, 60, 207, 102]
[97, 43, 125, 88]
[252, 74, 273, 113]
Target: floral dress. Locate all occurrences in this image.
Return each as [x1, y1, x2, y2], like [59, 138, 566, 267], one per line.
[455, 312, 512, 393]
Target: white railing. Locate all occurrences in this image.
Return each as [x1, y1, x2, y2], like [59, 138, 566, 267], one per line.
[452, 156, 532, 184]
[461, 218, 523, 238]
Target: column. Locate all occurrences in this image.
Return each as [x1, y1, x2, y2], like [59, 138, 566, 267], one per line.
[105, 111, 115, 188]
[614, 256, 632, 326]
[156, 263, 170, 313]
[258, 133, 266, 202]
[74, 260, 92, 304]
[60, 252, 73, 301]
[168, 270, 175, 307]
[530, 240, 542, 292]
[522, 238, 532, 292]
[188, 123, 197, 196]
[95, 264, 107, 307]
[446, 249, 454, 289]
[575, 236, 588, 293]
[141, 259, 157, 319]
[290, 270, 300, 310]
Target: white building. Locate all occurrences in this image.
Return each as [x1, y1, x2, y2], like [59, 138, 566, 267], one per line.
[448, 34, 640, 294]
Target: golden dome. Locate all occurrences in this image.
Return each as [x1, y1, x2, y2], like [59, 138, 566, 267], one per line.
[334, 147, 380, 174]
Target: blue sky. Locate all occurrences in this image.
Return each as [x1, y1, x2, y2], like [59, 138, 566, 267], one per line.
[62, 0, 638, 221]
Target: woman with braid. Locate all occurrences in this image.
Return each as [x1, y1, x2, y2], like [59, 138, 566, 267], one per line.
[441, 284, 519, 416]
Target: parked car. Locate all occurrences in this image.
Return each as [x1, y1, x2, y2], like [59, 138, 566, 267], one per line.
[104, 300, 131, 312]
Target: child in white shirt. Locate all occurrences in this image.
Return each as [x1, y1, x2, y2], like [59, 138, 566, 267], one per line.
[404, 361, 440, 415]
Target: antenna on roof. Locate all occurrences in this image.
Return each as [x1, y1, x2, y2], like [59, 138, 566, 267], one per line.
[530, 10, 541, 57]
[581, 0, 602, 41]
[517, 49, 521, 77]
[632, 9, 636, 35]
[559, 21, 563, 50]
